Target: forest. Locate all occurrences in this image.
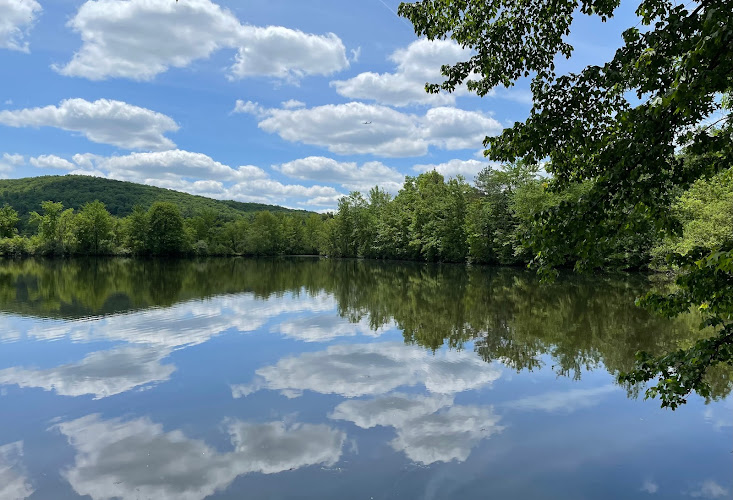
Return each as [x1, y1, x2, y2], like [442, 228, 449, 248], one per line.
[0, 157, 730, 270]
[0, 175, 303, 225]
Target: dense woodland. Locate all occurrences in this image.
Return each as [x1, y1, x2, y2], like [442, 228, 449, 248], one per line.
[0, 175, 303, 225]
[0, 159, 730, 269]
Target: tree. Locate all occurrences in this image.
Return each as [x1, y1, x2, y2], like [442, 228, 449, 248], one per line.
[0, 204, 19, 238]
[29, 201, 74, 254]
[247, 211, 283, 255]
[398, 0, 733, 407]
[123, 205, 149, 254]
[146, 202, 187, 255]
[75, 200, 114, 254]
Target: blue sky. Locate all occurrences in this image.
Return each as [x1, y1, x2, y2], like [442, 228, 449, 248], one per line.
[0, 0, 639, 211]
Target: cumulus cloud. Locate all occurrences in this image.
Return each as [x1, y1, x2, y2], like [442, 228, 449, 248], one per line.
[273, 315, 394, 342]
[233, 99, 267, 117]
[389, 404, 503, 464]
[0, 346, 175, 399]
[97, 150, 267, 182]
[57, 414, 345, 500]
[233, 342, 502, 399]
[0, 99, 179, 150]
[641, 479, 659, 494]
[23, 292, 339, 349]
[281, 99, 305, 109]
[29, 154, 75, 170]
[58, 0, 348, 82]
[44, 149, 343, 208]
[0, 152, 23, 175]
[689, 480, 730, 499]
[0, 441, 34, 500]
[0, 0, 41, 52]
[331, 39, 472, 107]
[1, 152, 24, 166]
[276, 156, 404, 193]
[331, 393, 503, 464]
[413, 158, 490, 181]
[230, 27, 347, 82]
[331, 393, 453, 430]
[504, 385, 618, 413]
[237, 101, 502, 157]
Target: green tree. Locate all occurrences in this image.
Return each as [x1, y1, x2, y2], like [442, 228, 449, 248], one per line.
[123, 205, 149, 254]
[0, 205, 19, 238]
[146, 202, 187, 255]
[247, 211, 283, 255]
[398, 0, 733, 407]
[29, 201, 74, 254]
[75, 200, 114, 254]
[401, 172, 470, 262]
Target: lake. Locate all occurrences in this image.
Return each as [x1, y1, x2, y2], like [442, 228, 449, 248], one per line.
[0, 258, 730, 500]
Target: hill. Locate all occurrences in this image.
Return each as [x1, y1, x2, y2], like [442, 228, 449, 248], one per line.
[0, 175, 309, 222]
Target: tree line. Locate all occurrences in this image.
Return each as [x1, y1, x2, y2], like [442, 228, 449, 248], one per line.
[322, 160, 730, 272]
[0, 200, 326, 257]
[0, 161, 729, 266]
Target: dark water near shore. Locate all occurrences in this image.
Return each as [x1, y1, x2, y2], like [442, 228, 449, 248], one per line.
[0, 257, 730, 500]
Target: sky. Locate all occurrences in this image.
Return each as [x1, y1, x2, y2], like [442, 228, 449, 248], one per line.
[0, 0, 640, 211]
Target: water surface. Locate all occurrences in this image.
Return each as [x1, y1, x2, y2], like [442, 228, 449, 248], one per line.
[0, 258, 730, 499]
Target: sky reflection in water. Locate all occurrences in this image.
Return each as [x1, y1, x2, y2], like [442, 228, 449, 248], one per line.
[0, 258, 730, 500]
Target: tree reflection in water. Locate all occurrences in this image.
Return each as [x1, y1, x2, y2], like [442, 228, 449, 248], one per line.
[0, 257, 729, 400]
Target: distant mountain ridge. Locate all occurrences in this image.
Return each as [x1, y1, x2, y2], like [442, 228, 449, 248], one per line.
[0, 175, 309, 221]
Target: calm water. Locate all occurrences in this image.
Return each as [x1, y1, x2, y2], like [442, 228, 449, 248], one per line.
[0, 258, 730, 500]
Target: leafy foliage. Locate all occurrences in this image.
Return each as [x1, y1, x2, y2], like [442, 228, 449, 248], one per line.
[0, 205, 19, 238]
[398, 0, 733, 406]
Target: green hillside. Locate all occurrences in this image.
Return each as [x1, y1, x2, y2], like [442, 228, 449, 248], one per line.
[0, 175, 308, 221]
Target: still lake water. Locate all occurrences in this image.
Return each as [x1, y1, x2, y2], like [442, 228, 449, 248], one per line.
[0, 258, 730, 500]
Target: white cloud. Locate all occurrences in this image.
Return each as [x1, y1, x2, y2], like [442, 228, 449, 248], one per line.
[24, 292, 338, 349]
[0, 99, 179, 150]
[1, 152, 24, 166]
[276, 156, 404, 193]
[350, 46, 361, 63]
[0, 441, 33, 500]
[57, 414, 345, 500]
[689, 480, 730, 499]
[274, 315, 393, 342]
[413, 158, 490, 180]
[230, 27, 347, 82]
[422, 106, 502, 150]
[504, 385, 618, 413]
[331, 393, 503, 464]
[58, 0, 348, 82]
[238, 101, 501, 157]
[389, 404, 503, 464]
[52, 149, 343, 207]
[233, 99, 266, 117]
[30, 154, 76, 170]
[234, 342, 502, 399]
[96, 150, 266, 182]
[331, 393, 453, 430]
[281, 99, 305, 109]
[331, 39, 471, 107]
[0, 0, 41, 52]
[225, 178, 341, 205]
[0, 152, 23, 175]
[252, 101, 424, 156]
[642, 479, 659, 494]
[0, 346, 175, 399]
